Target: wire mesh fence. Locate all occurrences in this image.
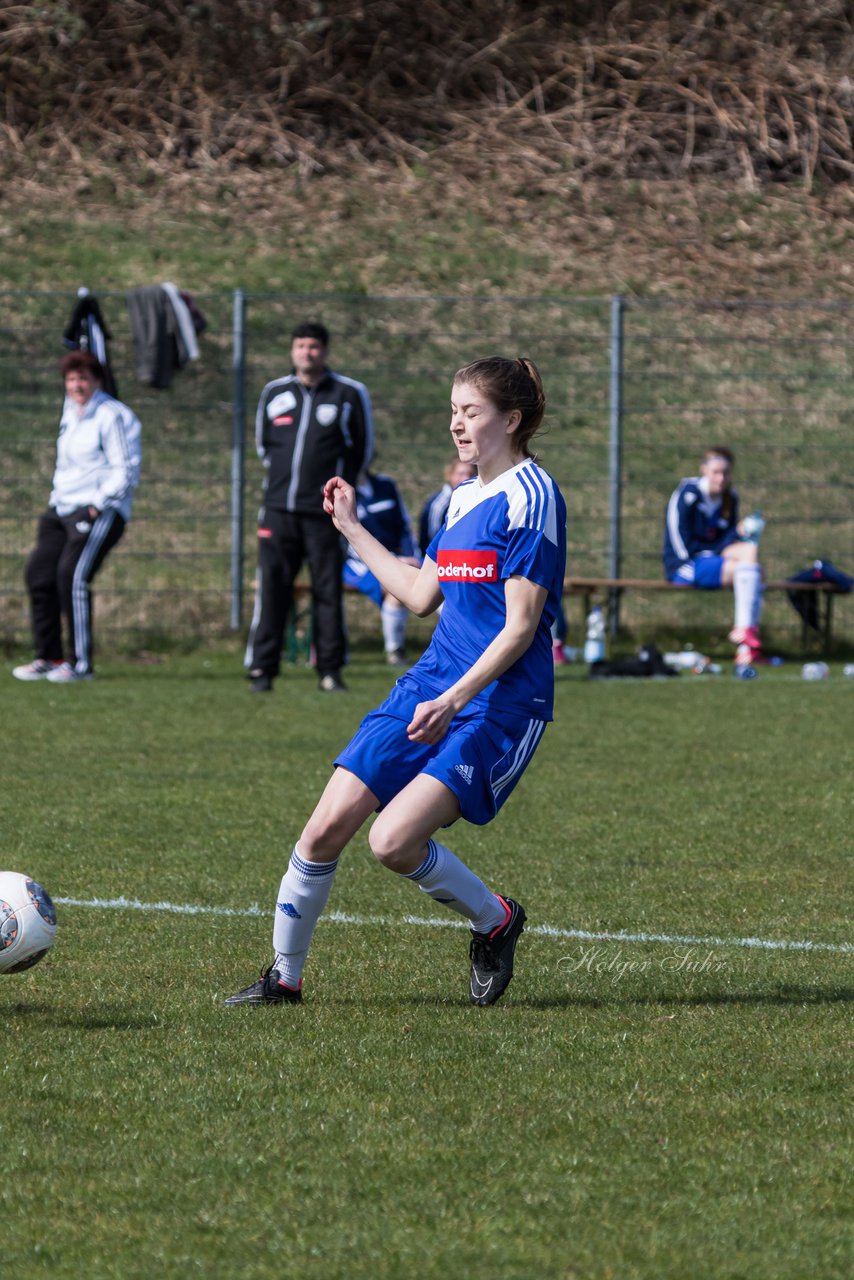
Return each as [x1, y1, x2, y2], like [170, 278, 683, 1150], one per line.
[615, 298, 854, 642]
[1, 289, 851, 656]
[0, 288, 236, 650]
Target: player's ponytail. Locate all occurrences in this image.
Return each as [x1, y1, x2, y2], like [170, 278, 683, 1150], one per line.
[513, 358, 546, 455]
[453, 356, 546, 458]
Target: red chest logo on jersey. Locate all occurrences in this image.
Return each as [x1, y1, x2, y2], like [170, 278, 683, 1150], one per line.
[436, 549, 499, 582]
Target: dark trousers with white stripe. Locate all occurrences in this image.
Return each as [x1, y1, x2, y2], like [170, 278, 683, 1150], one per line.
[245, 508, 346, 679]
[25, 506, 125, 673]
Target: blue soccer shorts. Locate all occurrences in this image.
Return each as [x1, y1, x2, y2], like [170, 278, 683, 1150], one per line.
[670, 553, 725, 590]
[333, 681, 547, 827]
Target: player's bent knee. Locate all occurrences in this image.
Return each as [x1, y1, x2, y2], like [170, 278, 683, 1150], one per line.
[368, 823, 411, 871]
[299, 814, 349, 861]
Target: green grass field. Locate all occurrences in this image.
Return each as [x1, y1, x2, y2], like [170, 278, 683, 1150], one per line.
[1, 649, 850, 1279]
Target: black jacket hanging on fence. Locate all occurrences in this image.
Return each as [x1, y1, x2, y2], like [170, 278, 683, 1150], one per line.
[126, 284, 206, 389]
[63, 289, 119, 397]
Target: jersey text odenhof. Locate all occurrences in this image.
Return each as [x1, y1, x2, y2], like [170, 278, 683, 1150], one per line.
[436, 550, 499, 582]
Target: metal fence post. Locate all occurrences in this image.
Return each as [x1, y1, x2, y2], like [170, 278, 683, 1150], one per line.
[607, 293, 625, 636]
[229, 288, 247, 630]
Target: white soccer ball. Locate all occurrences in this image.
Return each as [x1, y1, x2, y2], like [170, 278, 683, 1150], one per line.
[0, 871, 57, 974]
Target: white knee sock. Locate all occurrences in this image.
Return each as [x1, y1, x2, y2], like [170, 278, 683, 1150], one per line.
[733, 563, 763, 630]
[381, 601, 408, 653]
[405, 839, 506, 934]
[272, 845, 339, 986]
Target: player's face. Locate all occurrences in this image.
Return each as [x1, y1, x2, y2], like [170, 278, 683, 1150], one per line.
[291, 336, 327, 383]
[450, 382, 521, 481]
[701, 456, 732, 497]
[64, 369, 99, 407]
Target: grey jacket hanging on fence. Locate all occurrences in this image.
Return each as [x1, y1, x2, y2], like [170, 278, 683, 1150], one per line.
[126, 283, 205, 388]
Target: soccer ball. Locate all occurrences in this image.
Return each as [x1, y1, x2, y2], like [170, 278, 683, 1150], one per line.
[0, 871, 57, 974]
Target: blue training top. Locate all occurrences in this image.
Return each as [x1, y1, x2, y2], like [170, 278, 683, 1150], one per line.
[662, 476, 740, 579]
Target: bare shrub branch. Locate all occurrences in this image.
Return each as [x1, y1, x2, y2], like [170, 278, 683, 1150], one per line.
[0, 1, 851, 184]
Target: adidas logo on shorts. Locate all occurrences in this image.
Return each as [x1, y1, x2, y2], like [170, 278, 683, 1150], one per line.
[454, 763, 474, 784]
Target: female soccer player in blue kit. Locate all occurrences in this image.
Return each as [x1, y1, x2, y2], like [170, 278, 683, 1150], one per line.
[226, 356, 567, 1008]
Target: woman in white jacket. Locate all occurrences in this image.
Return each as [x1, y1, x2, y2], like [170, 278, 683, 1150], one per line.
[13, 351, 141, 683]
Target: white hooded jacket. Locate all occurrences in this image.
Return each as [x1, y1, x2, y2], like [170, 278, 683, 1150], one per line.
[50, 389, 142, 521]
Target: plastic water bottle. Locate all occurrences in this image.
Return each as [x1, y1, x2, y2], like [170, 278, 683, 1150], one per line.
[742, 511, 765, 544]
[663, 648, 706, 670]
[583, 606, 606, 664]
[802, 662, 830, 681]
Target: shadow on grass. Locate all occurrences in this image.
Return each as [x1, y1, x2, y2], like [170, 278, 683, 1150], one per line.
[517, 985, 854, 1010]
[6, 1001, 161, 1030]
[7, 987, 851, 1022]
[316, 985, 854, 1012]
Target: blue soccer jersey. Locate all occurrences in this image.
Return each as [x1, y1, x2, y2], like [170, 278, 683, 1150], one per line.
[401, 459, 567, 721]
[663, 476, 740, 579]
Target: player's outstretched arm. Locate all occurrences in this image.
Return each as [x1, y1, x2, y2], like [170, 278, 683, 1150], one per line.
[324, 476, 442, 616]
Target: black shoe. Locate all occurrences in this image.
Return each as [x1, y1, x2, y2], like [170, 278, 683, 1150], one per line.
[223, 966, 302, 1006]
[247, 669, 273, 693]
[469, 896, 526, 1006]
[318, 672, 347, 692]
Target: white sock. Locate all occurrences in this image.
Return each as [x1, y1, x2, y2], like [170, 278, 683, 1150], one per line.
[749, 568, 764, 627]
[381, 600, 407, 653]
[733, 563, 763, 630]
[405, 839, 506, 934]
[272, 845, 339, 986]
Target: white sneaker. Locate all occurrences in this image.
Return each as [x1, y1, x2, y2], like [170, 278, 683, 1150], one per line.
[318, 672, 347, 692]
[46, 663, 95, 683]
[12, 659, 63, 681]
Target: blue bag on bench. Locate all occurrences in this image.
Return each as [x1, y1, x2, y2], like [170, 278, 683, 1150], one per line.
[786, 560, 853, 631]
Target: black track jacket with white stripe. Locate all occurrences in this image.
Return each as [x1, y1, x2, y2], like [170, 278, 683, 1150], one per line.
[255, 369, 374, 515]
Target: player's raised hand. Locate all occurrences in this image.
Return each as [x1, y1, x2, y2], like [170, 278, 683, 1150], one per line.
[323, 476, 358, 531]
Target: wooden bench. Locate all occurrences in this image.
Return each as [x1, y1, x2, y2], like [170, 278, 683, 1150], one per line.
[282, 576, 843, 653]
[563, 576, 844, 652]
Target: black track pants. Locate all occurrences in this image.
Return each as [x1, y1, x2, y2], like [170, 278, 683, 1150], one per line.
[24, 506, 125, 673]
[245, 509, 346, 679]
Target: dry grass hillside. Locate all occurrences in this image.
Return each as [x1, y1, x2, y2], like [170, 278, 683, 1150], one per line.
[1, 2, 853, 302]
[2, 1, 852, 188]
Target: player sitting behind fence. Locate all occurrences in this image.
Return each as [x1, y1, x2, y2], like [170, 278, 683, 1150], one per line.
[663, 446, 765, 666]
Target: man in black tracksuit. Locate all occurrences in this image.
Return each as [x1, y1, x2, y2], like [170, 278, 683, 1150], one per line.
[245, 322, 374, 693]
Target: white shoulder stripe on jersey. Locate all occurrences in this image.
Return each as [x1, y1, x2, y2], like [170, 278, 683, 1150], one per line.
[448, 462, 559, 543]
[511, 462, 558, 544]
[516, 466, 541, 531]
[666, 481, 691, 562]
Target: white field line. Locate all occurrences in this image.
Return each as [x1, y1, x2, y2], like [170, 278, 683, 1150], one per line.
[54, 895, 853, 955]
